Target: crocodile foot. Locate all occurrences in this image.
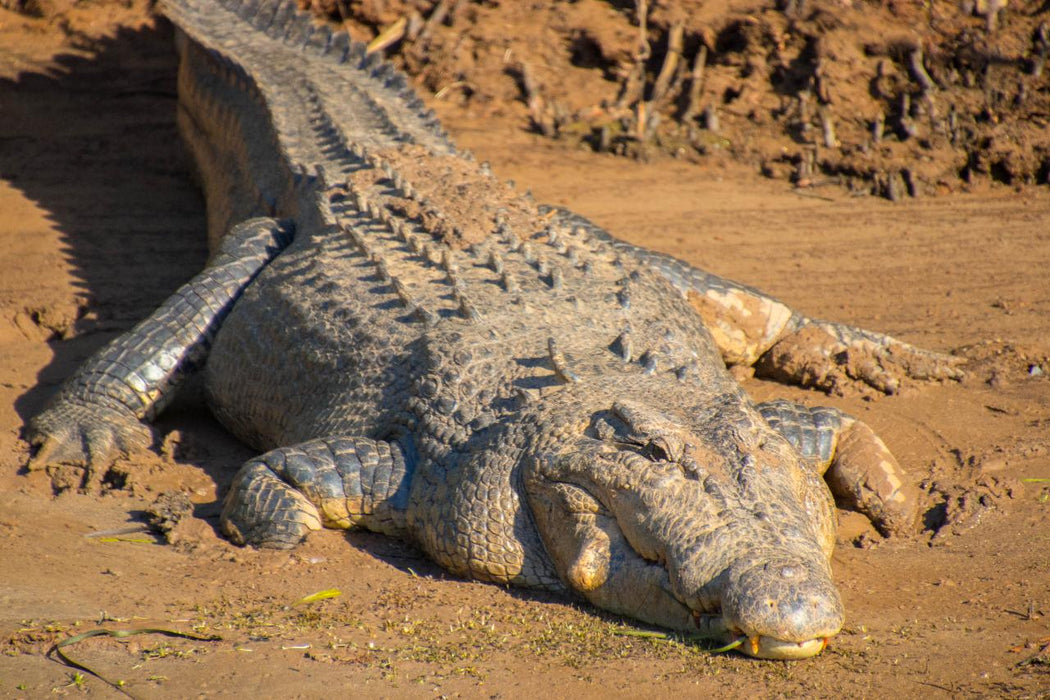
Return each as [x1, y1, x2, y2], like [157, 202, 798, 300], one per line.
[25, 401, 152, 477]
[756, 323, 965, 396]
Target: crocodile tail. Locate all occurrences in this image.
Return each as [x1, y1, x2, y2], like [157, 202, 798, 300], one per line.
[160, 0, 455, 154]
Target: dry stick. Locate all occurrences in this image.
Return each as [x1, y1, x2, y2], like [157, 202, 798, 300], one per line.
[680, 43, 708, 122]
[418, 0, 453, 42]
[650, 20, 684, 106]
[898, 92, 917, 139]
[1016, 640, 1050, 668]
[820, 107, 838, 148]
[1032, 22, 1049, 78]
[983, 0, 1005, 33]
[615, 0, 651, 111]
[792, 188, 836, 202]
[886, 170, 904, 202]
[615, 63, 646, 110]
[872, 58, 890, 99]
[814, 57, 831, 104]
[908, 46, 935, 93]
[636, 101, 647, 141]
[640, 21, 684, 143]
[703, 104, 719, 133]
[1015, 78, 1027, 107]
[635, 0, 650, 61]
[612, 628, 744, 654]
[517, 61, 554, 137]
[665, 44, 689, 106]
[798, 90, 812, 138]
[366, 16, 408, 54]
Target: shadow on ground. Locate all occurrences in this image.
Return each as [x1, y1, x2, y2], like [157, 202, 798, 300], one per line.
[1, 18, 208, 423]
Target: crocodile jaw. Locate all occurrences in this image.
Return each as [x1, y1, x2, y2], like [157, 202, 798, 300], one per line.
[743, 635, 829, 659]
[694, 613, 834, 660]
[703, 554, 844, 660]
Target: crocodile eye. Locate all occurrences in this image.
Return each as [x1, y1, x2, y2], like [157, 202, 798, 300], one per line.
[646, 436, 681, 462]
[645, 439, 670, 462]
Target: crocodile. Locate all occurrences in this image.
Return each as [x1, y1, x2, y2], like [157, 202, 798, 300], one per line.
[25, 0, 964, 659]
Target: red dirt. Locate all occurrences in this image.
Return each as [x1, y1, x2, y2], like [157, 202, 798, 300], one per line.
[321, 0, 1050, 198]
[1, 0, 1048, 696]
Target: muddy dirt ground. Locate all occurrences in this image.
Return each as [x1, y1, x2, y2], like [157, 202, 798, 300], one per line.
[1, 0, 1049, 697]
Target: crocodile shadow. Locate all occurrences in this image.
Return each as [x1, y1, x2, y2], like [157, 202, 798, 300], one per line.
[0, 19, 272, 497]
[4, 17, 208, 421]
[3, 17, 463, 581]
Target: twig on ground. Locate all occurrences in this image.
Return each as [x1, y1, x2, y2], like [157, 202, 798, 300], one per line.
[50, 627, 221, 697]
[650, 20, 684, 106]
[366, 16, 407, 54]
[680, 43, 708, 122]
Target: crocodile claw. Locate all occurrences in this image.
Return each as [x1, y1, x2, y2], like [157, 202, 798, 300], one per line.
[25, 401, 152, 474]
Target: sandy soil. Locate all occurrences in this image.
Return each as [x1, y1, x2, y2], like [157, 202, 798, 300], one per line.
[1, 1, 1048, 697]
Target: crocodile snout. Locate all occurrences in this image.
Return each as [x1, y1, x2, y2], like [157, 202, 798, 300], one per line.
[719, 556, 844, 659]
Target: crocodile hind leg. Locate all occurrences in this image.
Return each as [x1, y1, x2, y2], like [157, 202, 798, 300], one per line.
[221, 436, 412, 549]
[634, 247, 963, 394]
[757, 399, 919, 536]
[545, 207, 963, 394]
[26, 217, 293, 477]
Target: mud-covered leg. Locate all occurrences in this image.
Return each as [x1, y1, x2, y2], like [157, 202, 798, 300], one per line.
[634, 248, 964, 394]
[545, 207, 963, 394]
[26, 217, 293, 474]
[221, 436, 412, 549]
[757, 399, 918, 535]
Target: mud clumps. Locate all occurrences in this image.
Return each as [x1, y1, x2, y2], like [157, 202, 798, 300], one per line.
[925, 475, 1023, 539]
[322, 0, 1050, 199]
[145, 490, 213, 549]
[957, 339, 1050, 388]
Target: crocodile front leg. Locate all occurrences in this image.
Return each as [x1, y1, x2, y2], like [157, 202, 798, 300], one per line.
[221, 436, 412, 549]
[26, 217, 293, 475]
[757, 399, 918, 536]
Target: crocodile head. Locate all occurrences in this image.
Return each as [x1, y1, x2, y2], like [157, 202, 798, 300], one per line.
[523, 395, 843, 659]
